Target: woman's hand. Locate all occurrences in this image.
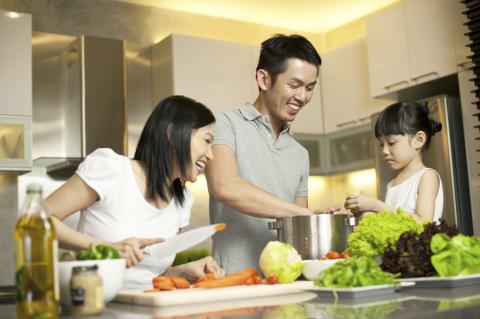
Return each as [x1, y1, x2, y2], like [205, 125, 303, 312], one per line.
[164, 256, 225, 282]
[111, 237, 164, 268]
[344, 192, 382, 214]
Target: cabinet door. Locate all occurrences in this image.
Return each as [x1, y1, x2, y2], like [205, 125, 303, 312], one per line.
[172, 34, 257, 116]
[405, 0, 457, 84]
[321, 41, 359, 133]
[0, 11, 32, 116]
[353, 40, 393, 127]
[365, 3, 410, 97]
[322, 39, 393, 133]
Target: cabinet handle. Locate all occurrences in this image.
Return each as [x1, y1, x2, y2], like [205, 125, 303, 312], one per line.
[383, 81, 409, 90]
[358, 116, 371, 123]
[411, 71, 438, 82]
[336, 120, 357, 128]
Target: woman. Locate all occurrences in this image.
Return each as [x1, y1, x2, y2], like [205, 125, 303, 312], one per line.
[47, 95, 224, 288]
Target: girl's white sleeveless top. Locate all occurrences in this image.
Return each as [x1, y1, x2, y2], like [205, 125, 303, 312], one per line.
[385, 168, 444, 222]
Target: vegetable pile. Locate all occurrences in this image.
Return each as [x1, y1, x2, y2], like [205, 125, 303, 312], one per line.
[259, 241, 304, 283]
[314, 256, 398, 288]
[430, 233, 480, 277]
[347, 210, 422, 258]
[60, 245, 120, 261]
[381, 219, 459, 278]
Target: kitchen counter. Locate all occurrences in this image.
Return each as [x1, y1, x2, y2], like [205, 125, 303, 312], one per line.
[3, 284, 480, 318]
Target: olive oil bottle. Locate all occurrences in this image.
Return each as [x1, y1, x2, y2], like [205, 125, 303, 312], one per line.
[15, 183, 59, 318]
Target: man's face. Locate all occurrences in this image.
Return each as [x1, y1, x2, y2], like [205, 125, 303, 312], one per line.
[263, 58, 318, 123]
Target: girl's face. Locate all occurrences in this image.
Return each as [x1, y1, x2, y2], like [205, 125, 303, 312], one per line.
[377, 133, 423, 171]
[187, 123, 215, 182]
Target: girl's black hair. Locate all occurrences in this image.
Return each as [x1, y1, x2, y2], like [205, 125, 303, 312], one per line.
[374, 101, 442, 150]
[134, 95, 215, 206]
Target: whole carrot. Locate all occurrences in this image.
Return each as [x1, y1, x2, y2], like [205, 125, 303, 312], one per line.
[194, 268, 258, 289]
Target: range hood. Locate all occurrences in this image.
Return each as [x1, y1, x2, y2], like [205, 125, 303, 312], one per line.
[32, 33, 126, 178]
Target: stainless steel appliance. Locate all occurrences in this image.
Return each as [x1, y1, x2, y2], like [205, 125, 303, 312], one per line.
[31, 32, 127, 177]
[268, 214, 356, 260]
[371, 95, 472, 234]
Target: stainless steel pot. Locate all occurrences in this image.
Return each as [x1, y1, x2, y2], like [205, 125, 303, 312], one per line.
[268, 214, 357, 260]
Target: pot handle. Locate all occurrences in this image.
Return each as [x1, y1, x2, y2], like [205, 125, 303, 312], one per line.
[346, 216, 357, 227]
[267, 219, 283, 230]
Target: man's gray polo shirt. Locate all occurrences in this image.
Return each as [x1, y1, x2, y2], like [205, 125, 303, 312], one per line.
[209, 103, 309, 274]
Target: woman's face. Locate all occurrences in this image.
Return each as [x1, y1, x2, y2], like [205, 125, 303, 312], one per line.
[187, 123, 215, 182]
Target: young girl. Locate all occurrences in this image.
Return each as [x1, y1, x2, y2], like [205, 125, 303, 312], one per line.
[344, 101, 443, 223]
[46, 95, 224, 288]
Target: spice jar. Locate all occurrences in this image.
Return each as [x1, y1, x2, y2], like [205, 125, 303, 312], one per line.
[70, 265, 103, 315]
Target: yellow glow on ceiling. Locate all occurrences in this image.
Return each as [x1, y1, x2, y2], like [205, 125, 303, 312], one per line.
[115, 0, 400, 33]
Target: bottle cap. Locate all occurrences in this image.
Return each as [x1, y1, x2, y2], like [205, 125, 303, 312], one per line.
[26, 183, 43, 194]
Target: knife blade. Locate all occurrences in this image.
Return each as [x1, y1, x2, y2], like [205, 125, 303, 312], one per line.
[141, 223, 226, 267]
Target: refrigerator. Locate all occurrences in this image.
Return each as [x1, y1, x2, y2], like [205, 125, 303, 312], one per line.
[371, 95, 473, 234]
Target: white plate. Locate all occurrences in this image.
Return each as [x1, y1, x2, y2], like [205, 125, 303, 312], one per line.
[398, 273, 480, 288]
[301, 281, 415, 299]
[302, 259, 344, 281]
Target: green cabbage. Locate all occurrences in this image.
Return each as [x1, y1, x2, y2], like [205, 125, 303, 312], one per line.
[347, 210, 422, 258]
[259, 241, 304, 283]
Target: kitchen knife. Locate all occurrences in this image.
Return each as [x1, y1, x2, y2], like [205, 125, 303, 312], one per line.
[141, 223, 226, 267]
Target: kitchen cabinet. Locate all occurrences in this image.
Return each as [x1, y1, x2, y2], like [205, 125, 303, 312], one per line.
[366, 0, 470, 97]
[152, 34, 324, 134]
[321, 39, 392, 133]
[0, 11, 32, 117]
[458, 70, 480, 235]
[151, 34, 258, 116]
[0, 11, 32, 171]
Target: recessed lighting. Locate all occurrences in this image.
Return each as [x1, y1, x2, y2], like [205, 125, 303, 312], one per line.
[5, 12, 21, 19]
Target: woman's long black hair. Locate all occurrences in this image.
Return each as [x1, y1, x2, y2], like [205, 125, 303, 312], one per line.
[134, 95, 215, 206]
[374, 101, 442, 150]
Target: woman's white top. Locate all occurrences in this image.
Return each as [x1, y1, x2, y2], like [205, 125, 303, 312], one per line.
[385, 168, 443, 222]
[75, 148, 192, 288]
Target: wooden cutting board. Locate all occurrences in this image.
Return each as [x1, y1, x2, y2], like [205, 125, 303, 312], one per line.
[114, 280, 315, 307]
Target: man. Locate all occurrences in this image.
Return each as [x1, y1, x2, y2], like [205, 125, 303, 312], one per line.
[206, 34, 338, 273]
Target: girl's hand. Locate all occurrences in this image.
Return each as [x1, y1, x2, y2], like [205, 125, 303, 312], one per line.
[164, 256, 225, 282]
[344, 192, 381, 214]
[111, 237, 164, 268]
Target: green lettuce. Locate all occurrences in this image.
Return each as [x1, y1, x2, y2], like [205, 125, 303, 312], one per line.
[431, 233, 480, 277]
[259, 241, 304, 283]
[315, 256, 398, 288]
[348, 210, 422, 258]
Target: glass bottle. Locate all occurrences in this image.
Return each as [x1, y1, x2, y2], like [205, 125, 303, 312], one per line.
[15, 183, 59, 318]
[70, 265, 103, 315]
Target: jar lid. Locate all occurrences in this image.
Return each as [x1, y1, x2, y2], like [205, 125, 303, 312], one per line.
[72, 264, 99, 275]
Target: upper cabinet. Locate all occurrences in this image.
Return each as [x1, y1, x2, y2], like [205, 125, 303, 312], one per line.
[366, 0, 471, 97]
[151, 34, 259, 116]
[0, 11, 32, 117]
[0, 11, 33, 171]
[321, 39, 393, 133]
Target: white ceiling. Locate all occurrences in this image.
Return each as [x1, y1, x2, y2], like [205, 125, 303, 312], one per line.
[114, 0, 400, 33]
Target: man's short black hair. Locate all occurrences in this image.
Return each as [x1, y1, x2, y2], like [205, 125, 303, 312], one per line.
[256, 34, 321, 85]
